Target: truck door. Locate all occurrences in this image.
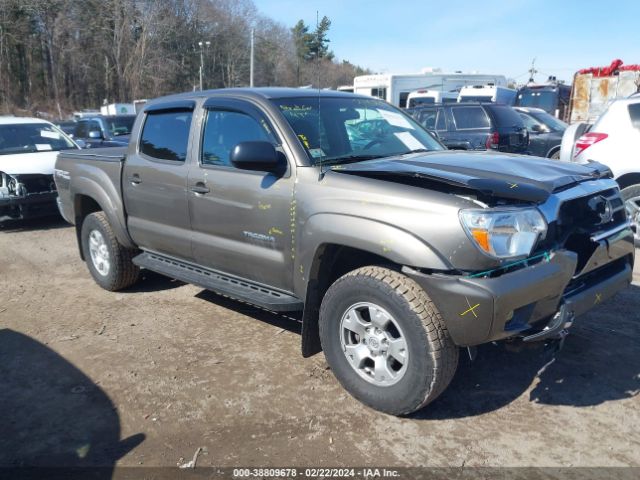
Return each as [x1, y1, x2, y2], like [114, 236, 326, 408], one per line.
[122, 101, 195, 260]
[187, 98, 294, 292]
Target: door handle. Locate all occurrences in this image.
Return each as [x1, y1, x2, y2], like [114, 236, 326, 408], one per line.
[129, 173, 141, 185]
[190, 183, 210, 195]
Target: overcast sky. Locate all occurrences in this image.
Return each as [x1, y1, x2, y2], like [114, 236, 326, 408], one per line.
[253, 0, 639, 83]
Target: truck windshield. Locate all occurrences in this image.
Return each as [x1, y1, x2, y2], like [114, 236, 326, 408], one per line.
[0, 123, 76, 155]
[516, 90, 557, 113]
[104, 116, 136, 136]
[273, 96, 443, 165]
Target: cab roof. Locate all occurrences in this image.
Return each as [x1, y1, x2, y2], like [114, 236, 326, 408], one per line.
[148, 87, 369, 105]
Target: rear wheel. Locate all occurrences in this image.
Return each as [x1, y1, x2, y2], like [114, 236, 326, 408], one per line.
[621, 185, 640, 247]
[81, 212, 140, 291]
[319, 266, 458, 416]
[550, 149, 560, 160]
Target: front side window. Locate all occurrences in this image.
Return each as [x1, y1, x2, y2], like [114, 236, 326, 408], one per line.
[140, 110, 193, 162]
[0, 123, 76, 155]
[533, 111, 567, 131]
[273, 96, 443, 165]
[451, 107, 491, 129]
[105, 116, 135, 137]
[75, 121, 88, 138]
[201, 110, 275, 167]
[415, 109, 438, 130]
[89, 121, 102, 135]
[518, 112, 543, 132]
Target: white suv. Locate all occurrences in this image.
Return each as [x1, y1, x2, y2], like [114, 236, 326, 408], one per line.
[560, 96, 640, 245]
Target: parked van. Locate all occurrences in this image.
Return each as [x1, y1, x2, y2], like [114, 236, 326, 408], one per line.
[406, 90, 458, 108]
[458, 85, 517, 104]
[353, 72, 508, 108]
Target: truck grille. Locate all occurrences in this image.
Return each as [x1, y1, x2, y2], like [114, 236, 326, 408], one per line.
[14, 174, 56, 195]
[553, 188, 627, 273]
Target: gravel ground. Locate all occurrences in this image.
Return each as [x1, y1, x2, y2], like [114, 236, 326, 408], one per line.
[1, 217, 639, 471]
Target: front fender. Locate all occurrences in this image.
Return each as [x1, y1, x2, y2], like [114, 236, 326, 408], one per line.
[294, 213, 451, 298]
[71, 176, 135, 249]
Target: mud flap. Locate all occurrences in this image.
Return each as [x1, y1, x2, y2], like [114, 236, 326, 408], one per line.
[301, 280, 322, 357]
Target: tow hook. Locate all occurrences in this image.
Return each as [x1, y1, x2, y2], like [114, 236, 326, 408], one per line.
[523, 305, 574, 344]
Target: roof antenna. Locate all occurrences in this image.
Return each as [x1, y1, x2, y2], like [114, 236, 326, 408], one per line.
[528, 57, 537, 84]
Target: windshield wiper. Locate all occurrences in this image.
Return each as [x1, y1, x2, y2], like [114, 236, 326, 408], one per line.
[400, 148, 430, 155]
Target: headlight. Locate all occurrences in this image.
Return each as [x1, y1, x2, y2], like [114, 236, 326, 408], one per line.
[460, 207, 547, 259]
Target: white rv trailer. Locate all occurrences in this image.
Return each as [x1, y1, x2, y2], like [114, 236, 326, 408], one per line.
[353, 72, 508, 107]
[457, 85, 517, 104]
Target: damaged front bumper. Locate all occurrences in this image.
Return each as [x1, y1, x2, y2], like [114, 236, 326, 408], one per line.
[0, 173, 59, 222]
[403, 226, 635, 347]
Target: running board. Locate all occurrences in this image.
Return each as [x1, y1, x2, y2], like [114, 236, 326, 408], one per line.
[133, 252, 303, 312]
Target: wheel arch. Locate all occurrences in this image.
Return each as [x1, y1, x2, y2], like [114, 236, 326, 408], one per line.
[297, 214, 452, 357]
[72, 178, 135, 259]
[616, 172, 640, 191]
[546, 144, 561, 158]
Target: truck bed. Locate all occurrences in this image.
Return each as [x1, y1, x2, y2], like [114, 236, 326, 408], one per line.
[55, 147, 128, 235]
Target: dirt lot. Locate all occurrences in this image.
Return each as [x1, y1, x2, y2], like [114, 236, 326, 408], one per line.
[1, 217, 639, 471]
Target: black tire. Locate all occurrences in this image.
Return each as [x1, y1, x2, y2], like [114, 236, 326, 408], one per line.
[81, 212, 140, 291]
[621, 184, 640, 247]
[319, 266, 459, 416]
[550, 149, 560, 160]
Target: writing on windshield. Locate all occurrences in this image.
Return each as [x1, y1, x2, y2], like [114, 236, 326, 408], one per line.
[0, 123, 76, 155]
[273, 97, 443, 165]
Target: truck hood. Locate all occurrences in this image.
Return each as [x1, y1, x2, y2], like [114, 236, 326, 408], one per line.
[0, 150, 61, 175]
[331, 151, 612, 203]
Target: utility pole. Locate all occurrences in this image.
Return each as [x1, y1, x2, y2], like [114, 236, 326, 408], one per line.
[528, 57, 537, 84]
[198, 40, 211, 91]
[250, 29, 255, 88]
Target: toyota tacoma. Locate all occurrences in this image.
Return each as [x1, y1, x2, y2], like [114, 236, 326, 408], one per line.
[54, 88, 635, 415]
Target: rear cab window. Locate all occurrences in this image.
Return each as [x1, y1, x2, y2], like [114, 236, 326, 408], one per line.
[140, 110, 193, 162]
[451, 106, 490, 129]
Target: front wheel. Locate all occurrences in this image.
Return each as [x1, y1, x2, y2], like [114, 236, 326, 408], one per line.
[81, 212, 140, 291]
[319, 266, 458, 416]
[621, 185, 640, 247]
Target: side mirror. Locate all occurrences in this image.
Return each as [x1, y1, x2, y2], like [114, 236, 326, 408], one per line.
[531, 124, 546, 133]
[231, 141, 285, 173]
[88, 130, 103, 139]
